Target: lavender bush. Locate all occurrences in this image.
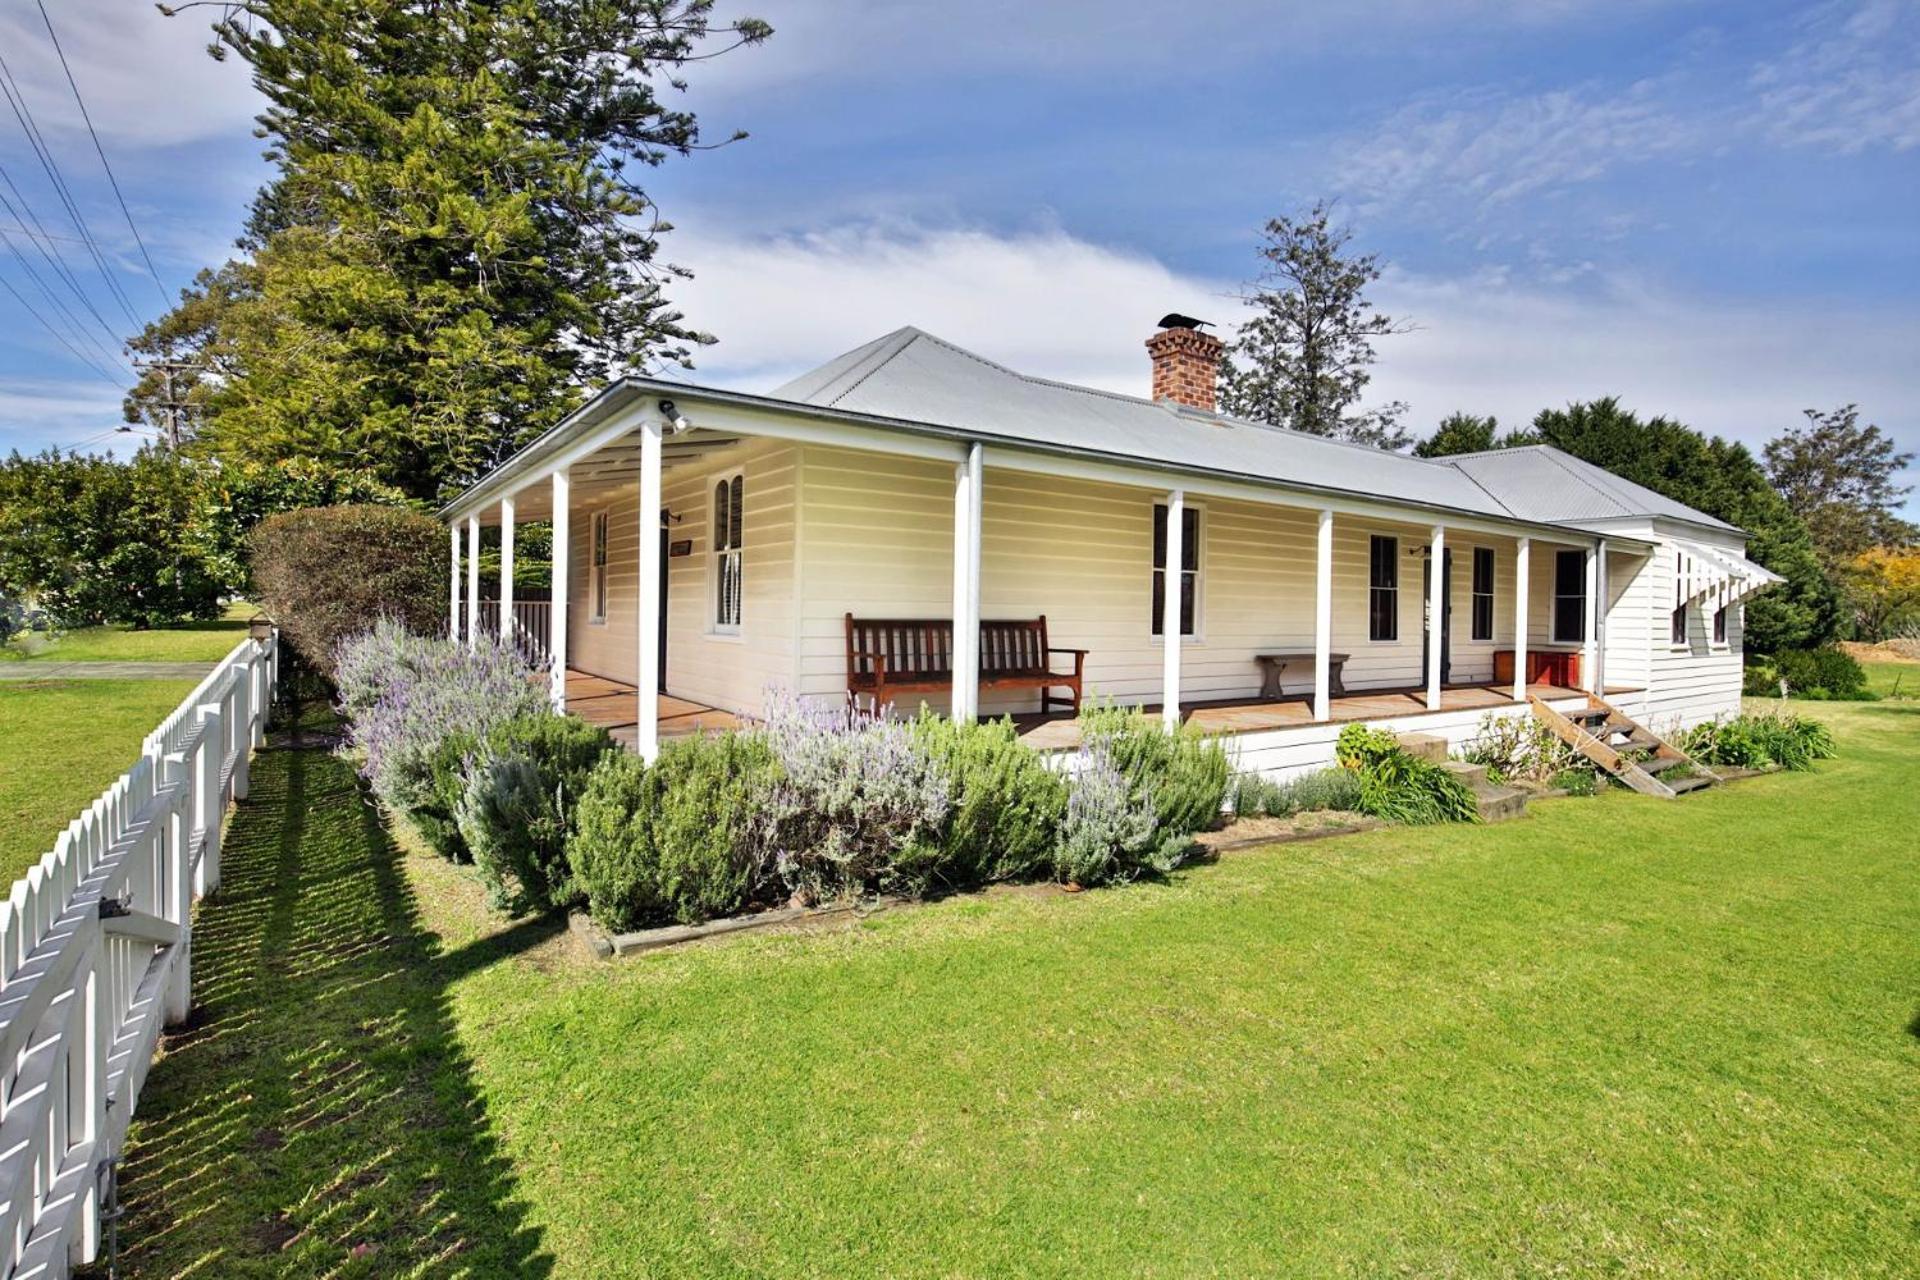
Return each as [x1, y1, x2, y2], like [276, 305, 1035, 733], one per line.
[334, 620, 545, 817]
[1054, 737, 1163, 887]
[760, 689, 951, 904]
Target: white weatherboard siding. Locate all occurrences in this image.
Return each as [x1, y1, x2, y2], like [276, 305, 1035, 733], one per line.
[568, 437, 798, 714]
[1644, 533, 1747, 730]
[791, 447, 1535, 716]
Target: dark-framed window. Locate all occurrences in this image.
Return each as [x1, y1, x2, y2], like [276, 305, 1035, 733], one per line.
[1369, 535, 1398, 642]
[589, 510, 609, 622]
[1552, 549, 1586, 644]
[1471, 547, 1495, 641]
[1671, 552, 1688, 646]
[1151, 502, 1199, 637]
[713, 473, 744, 630]
[1713, 601, 1728, 645]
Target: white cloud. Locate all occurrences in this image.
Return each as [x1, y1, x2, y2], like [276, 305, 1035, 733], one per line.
[667, 219, 1919, 483]
[0, 1, 261, 149]
[1752, 0, 1920, 152]
[0, 377, 131, 454]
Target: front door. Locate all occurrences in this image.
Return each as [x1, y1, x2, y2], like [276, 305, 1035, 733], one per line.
[1422, 548, 1453, 686]
[658, 527, 670, 692]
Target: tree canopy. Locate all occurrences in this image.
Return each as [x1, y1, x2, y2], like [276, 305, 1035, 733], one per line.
[1414, 412, 1502, 458]
[1216, 201, 1411, 449]
[1762, 405, 1916, 565]
[133, 0, 770, 502]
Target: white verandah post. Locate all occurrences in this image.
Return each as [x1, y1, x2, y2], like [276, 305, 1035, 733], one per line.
[1313, 508, 1333, 722]
[499, 494, 516, 649]
[1161, 488, 1184, 730]
[1592, 538, 1609, 695]
[951, 442, 983, 721]
[550, 468, 571, 711]
[448, 522, 460, 640]
[1582, 540, 1600, 693]
[1512, 536, 1531, 702]
[1426, 524, 1446, 711]
[635, 419, 664, 762]
[465, 515, 481, 649]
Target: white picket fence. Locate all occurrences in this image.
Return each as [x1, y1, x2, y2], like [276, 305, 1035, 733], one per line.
[0, 632, 277, 1277]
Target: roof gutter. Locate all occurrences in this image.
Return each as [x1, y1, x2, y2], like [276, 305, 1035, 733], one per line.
[439, 378, 1655, 552]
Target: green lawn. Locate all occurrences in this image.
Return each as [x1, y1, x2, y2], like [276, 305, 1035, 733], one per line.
[2, 601, 254, 663]
[106, 700, 1918, 1278]
[1860, 657, 1920, 699]
[0, 679, 198, 880]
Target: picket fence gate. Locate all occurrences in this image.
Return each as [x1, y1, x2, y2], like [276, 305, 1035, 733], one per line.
[0, 632, 277, 1277]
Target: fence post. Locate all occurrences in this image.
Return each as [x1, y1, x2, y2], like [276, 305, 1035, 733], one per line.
[232, 658, 253, 805]
[163, 768, 193, 1027]
[193, 699, 223, 899]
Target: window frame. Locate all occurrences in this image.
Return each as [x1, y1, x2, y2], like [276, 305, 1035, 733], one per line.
[710, 468, 744, 636]
[1470, 546, 1495, 642]
[1368, 534, 1399, 643]
[1670, 550, 1690, 647]
[588, 509, 609, 625]
[1150, 500, 1203, 641]
[1712, 599, 1728, 646]
[1550, 548, 1587, 645]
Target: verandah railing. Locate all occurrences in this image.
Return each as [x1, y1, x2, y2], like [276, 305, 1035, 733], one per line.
[469, 598, 554, 670]
[0, 632, 277, 1277]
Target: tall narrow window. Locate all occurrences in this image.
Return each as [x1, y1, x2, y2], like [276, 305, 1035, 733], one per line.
[1368, 535, 1398, 642]
[1713, 600, 1728, 645]
[1671, 552, 1689, 645]
[713, 473, 743, 631]
[1552, 549, 1586, 643]
[1151, 502, 1200, 637]
[589, 511, 609, 623]
[1471, 547, 1495, 641]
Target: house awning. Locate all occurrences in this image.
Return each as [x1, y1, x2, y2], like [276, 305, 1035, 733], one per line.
[1675, 539, 1783, 606]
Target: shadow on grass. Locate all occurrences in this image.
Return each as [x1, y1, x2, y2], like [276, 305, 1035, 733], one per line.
[95, 721, 559, 1278]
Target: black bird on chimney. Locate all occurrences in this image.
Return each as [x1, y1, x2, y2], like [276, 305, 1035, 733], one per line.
[1156, 313, 1211, 331]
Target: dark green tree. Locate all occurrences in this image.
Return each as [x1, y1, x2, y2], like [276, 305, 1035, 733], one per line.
[140, 1, 770, 501]
[1414, 412, 1501, 458]
[1762, 405, 1916, 564]
[1524, 399, 1841, 652]
[1216, 201, 1411, 449]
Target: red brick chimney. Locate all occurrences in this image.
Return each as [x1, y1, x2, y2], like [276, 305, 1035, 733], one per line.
[1146, 319, 1223, 412]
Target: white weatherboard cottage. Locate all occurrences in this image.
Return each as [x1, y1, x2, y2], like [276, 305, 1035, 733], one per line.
[438, 319, 1779, 778]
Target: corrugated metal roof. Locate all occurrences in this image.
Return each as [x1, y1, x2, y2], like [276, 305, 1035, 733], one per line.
[1440, 446, 1741, 533]
[772, 327, 1516, 518]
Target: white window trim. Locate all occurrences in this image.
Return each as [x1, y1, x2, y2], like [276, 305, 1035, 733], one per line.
[587, 508, 609, 625]
[1468, 544, 1496, 643]
[1149, 498, 1205, 645]
[1549, 548, 1587, 646]
[709, 467, 744, 638]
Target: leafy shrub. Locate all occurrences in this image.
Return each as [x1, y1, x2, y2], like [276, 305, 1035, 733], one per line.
[1078, 706, 1231, 844]
[189, 457, 409, 596]
[1335, 725, 1478, 825]
[1550, 767, 1598, 797]
[1229, 767, 1363, 817]
[456, 713, 617, 914]
[1462, 711, 1584, 785]
[571, 732, 783, 930]
[1676, 710, 1836, 772]
[1771, 647, 1870, 701]
[249, 504, 447, 677]
[1054, 738, 1162, 887]
[1742, 661, 1784, 698]
[761, 691, 950, 905]
[334, 620, 543, 819]
[905, 713, 1067, 894]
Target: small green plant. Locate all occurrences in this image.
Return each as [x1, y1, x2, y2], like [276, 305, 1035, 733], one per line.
[1078, 705, 1231, 845]
[456, 713, 618, 915]
[905, 713, 1067, 894]
[1335, 724, 1479, 825]
[1229, 767, 1363, 817]
[571, 732, 784, 931]
[1462, 712, 1581, 785]
[1674, 710, 1837, 772]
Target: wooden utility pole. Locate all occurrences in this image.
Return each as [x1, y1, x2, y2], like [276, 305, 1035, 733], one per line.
[131, 358, 205, 451]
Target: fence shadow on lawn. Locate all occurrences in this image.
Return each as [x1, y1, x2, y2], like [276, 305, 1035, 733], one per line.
[93, 719, 561, 1278]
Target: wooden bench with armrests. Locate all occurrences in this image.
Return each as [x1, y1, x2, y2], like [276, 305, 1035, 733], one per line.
[844, 614, 1088, 713]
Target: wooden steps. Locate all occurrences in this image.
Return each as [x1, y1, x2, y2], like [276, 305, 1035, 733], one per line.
[1528, 695, 1719, 800]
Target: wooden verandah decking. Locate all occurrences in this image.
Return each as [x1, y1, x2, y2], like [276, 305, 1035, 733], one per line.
[563, 669, 1635, 753]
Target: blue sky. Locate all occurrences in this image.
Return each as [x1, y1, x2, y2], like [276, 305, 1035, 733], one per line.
[2, 0, 1915, 511]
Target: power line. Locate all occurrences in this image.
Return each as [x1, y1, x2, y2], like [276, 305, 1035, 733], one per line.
[0, 220, 131, 374]
[0, 161, 130, 353]
[0, 46, 144, 331]
[34, 0, 168, 306]
[0, 265, 125, 385]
